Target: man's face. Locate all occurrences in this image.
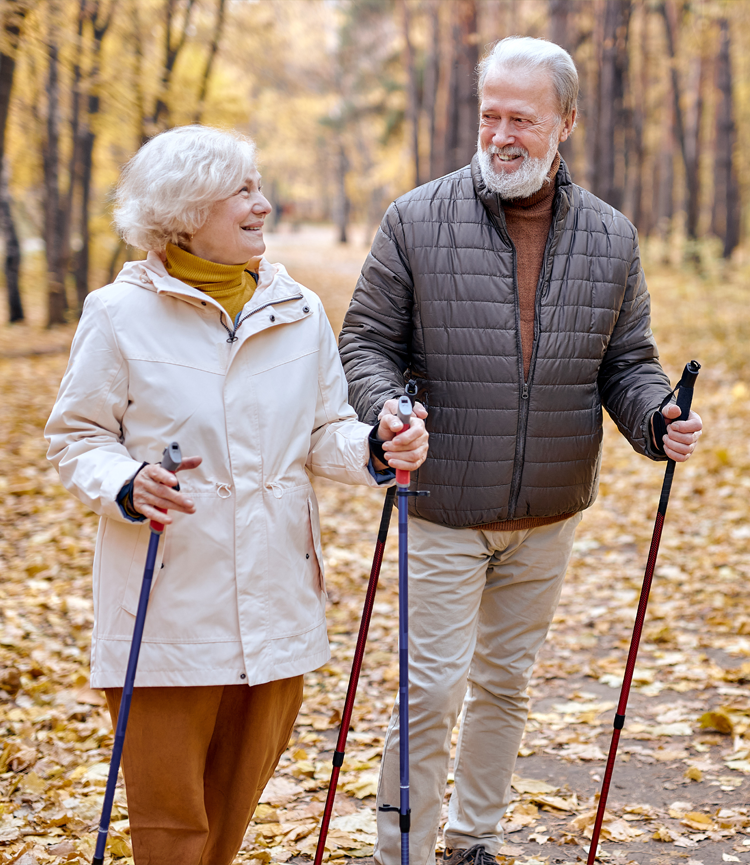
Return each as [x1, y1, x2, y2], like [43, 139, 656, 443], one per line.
[477, 64, 575, 199]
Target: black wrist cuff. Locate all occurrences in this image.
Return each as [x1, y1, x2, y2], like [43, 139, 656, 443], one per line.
[651, 410, 668, 455]
[117, 462, 149, 521]
[368, 423, 387, 465]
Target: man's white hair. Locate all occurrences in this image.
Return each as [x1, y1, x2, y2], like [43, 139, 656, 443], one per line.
[114, 125, 258, 252]
[477, 36, 579, 119]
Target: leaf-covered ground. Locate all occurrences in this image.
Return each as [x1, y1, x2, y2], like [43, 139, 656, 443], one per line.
[0, 234, 748, 865]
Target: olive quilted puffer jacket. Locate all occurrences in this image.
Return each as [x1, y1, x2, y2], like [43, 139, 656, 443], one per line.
[339, 157, 672, 528]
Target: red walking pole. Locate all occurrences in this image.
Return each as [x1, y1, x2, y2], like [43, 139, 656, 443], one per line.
[587, 361, 700, 863]
[314, 485, 396, 865]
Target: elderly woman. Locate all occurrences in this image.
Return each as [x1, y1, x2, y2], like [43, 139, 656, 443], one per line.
[45, 125, 428, 865]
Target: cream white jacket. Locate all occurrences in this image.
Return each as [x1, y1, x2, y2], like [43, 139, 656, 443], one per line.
[46, 253, 384, 688]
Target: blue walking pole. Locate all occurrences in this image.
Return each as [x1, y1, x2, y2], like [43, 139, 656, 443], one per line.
[380, 382, 428, 865]
[92, 442, 183, 865]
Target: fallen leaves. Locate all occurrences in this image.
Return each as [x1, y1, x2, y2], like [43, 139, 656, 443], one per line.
[1, 248, 750, 864]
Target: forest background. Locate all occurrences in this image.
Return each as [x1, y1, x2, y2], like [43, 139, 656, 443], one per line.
[0, 0, 747, 325]
[1, 2, 750, 865]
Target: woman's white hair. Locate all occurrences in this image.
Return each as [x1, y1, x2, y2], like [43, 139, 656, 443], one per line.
[114, 125, 258, 251]
[477, 36, 579, 119]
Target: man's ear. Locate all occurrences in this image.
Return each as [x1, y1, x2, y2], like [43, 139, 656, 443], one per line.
[559, 108, 577, 142]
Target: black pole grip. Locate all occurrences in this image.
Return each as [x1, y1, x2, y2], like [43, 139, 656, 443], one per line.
[674, 360, 700, 421]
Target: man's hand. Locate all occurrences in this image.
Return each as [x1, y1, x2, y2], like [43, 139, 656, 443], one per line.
[654, 405, 703, 462]
[132, 456, 203, 524]
[373, 399, 429, 472]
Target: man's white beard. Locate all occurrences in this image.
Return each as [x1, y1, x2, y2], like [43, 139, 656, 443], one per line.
[477, 130, 559, 200]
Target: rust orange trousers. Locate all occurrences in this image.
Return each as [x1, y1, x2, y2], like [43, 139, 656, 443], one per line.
[105, 677, 303, 865]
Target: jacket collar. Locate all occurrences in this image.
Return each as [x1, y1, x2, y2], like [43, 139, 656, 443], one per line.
[471, 153, 573, 232]
[115, 252, 300, 312]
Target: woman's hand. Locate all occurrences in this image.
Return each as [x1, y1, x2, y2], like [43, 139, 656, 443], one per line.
[132, 456, 203, 524]
[374, 400, 429, 472]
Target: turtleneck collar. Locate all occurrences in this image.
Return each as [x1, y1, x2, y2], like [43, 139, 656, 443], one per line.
[165, 242, 253, 292]
[471, 151, 572, 228]
[501, 152, 561, 211]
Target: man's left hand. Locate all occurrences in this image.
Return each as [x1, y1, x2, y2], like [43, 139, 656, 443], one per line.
[655, 405, 703, 462]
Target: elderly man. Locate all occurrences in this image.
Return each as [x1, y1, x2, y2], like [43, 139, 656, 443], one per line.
[339, 36, 702, 865]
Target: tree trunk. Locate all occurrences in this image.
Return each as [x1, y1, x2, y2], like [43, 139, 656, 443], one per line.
[0, 0, 27, 323]
[150, 0, 198, 133]
[444, 0, 478, 175]
[75, 0, 116, 309]
[131, 0, 148, 144]
[400, 0, 420, 187]
[548, 0, 576, 168]
[660, 1, 702, 244]
[62, 0, 87, 283]
[43, 25, 68, 326]
[76, 125, 94, 307]
[423, 1, 440, 182]
[683, 55, 704, 241]
[628, 1, 647, 234]
[334, 142, 350, 244]
[0, 167, 22, 322]
[656, 97, 675, 257]
[193, 0, 226, 123]
[712, 17, 740, 259]
[593, 0, 630, 209]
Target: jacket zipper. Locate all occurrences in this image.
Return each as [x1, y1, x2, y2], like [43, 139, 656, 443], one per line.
[219, 293, 304, 343]
[505, 198, 561, 518]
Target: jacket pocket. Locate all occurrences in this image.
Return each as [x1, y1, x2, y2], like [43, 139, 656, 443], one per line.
[307, 495, 326, 593]
[262, 485, 326, 639]
[120, 524, 166, 615]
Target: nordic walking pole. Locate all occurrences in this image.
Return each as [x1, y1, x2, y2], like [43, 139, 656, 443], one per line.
[380, 380, 427, 865]
[587, 361, 701, 864]
[92, 442, 183, 865]
[314, 485, 397, 865]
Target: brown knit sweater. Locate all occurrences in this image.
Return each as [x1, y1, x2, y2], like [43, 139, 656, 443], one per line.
[479, 153, 574, 532]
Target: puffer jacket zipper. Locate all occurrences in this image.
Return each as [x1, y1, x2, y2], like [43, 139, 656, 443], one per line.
[219, 293, 305, 343]
[506, 191, 566, 518]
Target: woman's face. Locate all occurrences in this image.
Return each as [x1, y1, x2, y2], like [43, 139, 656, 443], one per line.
[187, 168, 272, 265]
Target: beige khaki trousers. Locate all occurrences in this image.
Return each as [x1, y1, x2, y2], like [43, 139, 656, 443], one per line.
[374, 513, 582, 865]
[105, 677, 303, 865]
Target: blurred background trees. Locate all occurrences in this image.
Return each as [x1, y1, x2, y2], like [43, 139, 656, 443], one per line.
[0, 0, 746, 325]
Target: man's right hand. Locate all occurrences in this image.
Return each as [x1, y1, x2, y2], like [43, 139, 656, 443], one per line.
[132, 456, 202, 524]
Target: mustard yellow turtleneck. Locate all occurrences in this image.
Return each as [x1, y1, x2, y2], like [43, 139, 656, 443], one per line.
[165, 242, 257, 324]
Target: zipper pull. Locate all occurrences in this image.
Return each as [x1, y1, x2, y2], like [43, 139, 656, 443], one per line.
[522, 383, 529, 400]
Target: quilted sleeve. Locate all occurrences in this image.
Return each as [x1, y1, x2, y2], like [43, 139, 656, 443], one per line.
[338, 202, 414, 424]
[597, 235, 672, 459]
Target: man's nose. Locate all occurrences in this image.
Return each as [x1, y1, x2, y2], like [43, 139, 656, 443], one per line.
[492, 119, 515, 148]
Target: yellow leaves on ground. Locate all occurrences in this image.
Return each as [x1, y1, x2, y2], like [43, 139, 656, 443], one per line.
[511, 775, 558, 796]
[699, 706, 750, 736]
[570, 808, 644, 842]
[2, 243, 750, 864]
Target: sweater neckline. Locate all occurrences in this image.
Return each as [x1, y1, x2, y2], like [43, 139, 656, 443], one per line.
[501, 152, 561, 212]
[165, 242, 253, 293]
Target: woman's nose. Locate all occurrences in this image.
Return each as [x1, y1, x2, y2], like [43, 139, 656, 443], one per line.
[254, 194, 272, 215]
